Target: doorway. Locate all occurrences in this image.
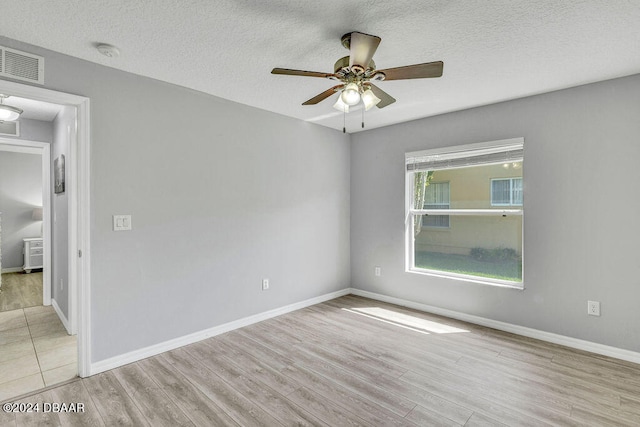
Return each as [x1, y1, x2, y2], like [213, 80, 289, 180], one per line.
[0, 140, 51, 308]
[0, 79, 90, 391]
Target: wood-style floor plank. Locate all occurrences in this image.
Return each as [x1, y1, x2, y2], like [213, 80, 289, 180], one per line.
[47, 380, 105, 426]
[0, 273, 42, 312]
[3, 294, 640, 426]
[161, 348, 283, 427]
[138, 356, 240, 427]
[83, 371, 149, 426]
[183, 341, 326, 426]
[111, 363, 195, 426]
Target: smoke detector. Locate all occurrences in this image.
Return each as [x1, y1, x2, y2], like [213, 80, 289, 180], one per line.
[96, 43, 120, 58]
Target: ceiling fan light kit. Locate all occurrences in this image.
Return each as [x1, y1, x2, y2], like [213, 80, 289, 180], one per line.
[341, 82, 361, 106]
[361, 89, 381, 111]
[0, 95, 23, 122]
[272, 31, 443, 131]
[332, 96, 350, 113]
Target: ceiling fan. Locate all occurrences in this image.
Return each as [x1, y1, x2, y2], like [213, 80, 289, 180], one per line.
[272, 31, 443, 117]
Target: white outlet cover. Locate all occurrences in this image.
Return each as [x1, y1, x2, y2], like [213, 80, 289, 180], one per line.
[588, 301, 601, 316]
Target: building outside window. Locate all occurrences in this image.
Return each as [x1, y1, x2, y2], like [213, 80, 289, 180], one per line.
[406, 138, 524, 288]
[422, 182, 450, 228]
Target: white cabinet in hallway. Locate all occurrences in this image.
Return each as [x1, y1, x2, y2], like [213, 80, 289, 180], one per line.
[23, 237, 43, 273]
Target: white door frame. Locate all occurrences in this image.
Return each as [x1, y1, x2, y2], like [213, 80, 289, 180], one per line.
[0, 79, 91, 377]
[0, 140, 51, 305]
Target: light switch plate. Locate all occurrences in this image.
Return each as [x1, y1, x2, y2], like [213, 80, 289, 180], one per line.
[113, 215, 132, 231]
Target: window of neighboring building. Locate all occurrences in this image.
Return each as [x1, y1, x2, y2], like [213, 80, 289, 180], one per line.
[405, 138, 524, 288]
[422, 182, 450, 228]
[491, 178, 523, 206]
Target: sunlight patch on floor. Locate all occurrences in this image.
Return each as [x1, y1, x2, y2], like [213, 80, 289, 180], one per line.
[342, 306, 469, 334]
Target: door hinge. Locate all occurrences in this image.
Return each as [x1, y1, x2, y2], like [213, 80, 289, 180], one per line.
[78, 250, 82, 258]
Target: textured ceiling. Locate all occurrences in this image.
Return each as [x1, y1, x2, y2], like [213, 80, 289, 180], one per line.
[2, 0, 640, 133]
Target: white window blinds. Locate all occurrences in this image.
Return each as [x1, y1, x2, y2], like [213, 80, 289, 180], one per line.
[406, 138, 524, 172]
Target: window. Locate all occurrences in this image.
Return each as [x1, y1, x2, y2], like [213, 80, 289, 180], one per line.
[422, 182, 450, 228]
[491, 178, 523, 206]
[406, 138, 524, 288]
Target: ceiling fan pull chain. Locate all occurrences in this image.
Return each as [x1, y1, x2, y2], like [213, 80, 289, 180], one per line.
[362, 107, 365, 129]
[343, 109, 346, 133]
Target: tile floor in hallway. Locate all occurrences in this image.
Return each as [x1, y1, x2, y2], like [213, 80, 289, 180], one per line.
[0, 305, 77, 401]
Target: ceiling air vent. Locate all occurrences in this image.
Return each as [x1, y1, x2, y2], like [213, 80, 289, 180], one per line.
[0, 46, 44, 85]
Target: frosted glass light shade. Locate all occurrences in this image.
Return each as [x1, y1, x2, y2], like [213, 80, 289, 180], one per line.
[333, 97, 350, 113]
[0, 105, 22, 121]
[340, 83, 361, 106]
[362, 89, 381, 111]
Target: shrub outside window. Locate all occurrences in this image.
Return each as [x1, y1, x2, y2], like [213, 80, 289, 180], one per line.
[405, 138, 524, 288]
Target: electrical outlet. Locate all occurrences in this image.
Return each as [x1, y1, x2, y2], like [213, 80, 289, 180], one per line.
[60, 278, 63, 291]
[262, 279, 269, 290]
[374, 266, 381, 277]
[588, 301, 600, 316]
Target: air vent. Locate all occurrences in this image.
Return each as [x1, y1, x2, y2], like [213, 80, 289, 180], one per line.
[0, 120, 20, 137]
[0, 46, 44, 85]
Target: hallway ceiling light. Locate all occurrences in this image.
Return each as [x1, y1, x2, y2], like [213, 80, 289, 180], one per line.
[0, 95, 23, 121]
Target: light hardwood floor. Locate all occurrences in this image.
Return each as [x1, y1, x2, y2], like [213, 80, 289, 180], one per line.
[2, 295, 640, 426]
[0, 273, 42, 312]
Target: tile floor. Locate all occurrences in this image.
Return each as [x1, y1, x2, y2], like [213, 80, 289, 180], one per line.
[0, 305, 77, 401]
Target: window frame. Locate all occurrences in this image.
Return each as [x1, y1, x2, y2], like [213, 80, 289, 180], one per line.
[405, 138, 524, 289]
[491, 177, 523, 207]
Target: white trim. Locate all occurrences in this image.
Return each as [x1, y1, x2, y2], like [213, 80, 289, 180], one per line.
[0, 138, 51, 305]
[406, 268, 523, 289]
[1, 267, 23, 273]
[90, 288, 351, 375]
[350, 288, 640, 365]
[51, 298, 70, 334]
[412, 209, 522, 216]
[0, 143, 39, 154]
[406, 137, 524, 160]
[0, 79, 91, 378]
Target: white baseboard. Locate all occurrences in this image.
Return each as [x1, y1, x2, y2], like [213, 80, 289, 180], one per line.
[90, 288, 351, 376]
[1, 267, 23, 273]
[350, 288, 640, 365]
[51, 298, 71, 335]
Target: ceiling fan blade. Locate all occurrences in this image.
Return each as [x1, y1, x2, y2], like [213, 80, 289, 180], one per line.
[377, 61, 444, 81]
[348, 32, 381, 70]
[302, 85, 344, 105]
[368, 83, 396, 108]
[272, 68, 335, 78]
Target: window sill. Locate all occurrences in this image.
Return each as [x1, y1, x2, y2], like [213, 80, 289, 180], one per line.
[406, 268, 524, 290]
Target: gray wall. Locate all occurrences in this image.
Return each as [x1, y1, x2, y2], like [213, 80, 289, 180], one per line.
[0, 36, 350, 362]
[51, 106, 72, 318]
[0, 151, 42, 269]
[351, 73, 640, 353]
